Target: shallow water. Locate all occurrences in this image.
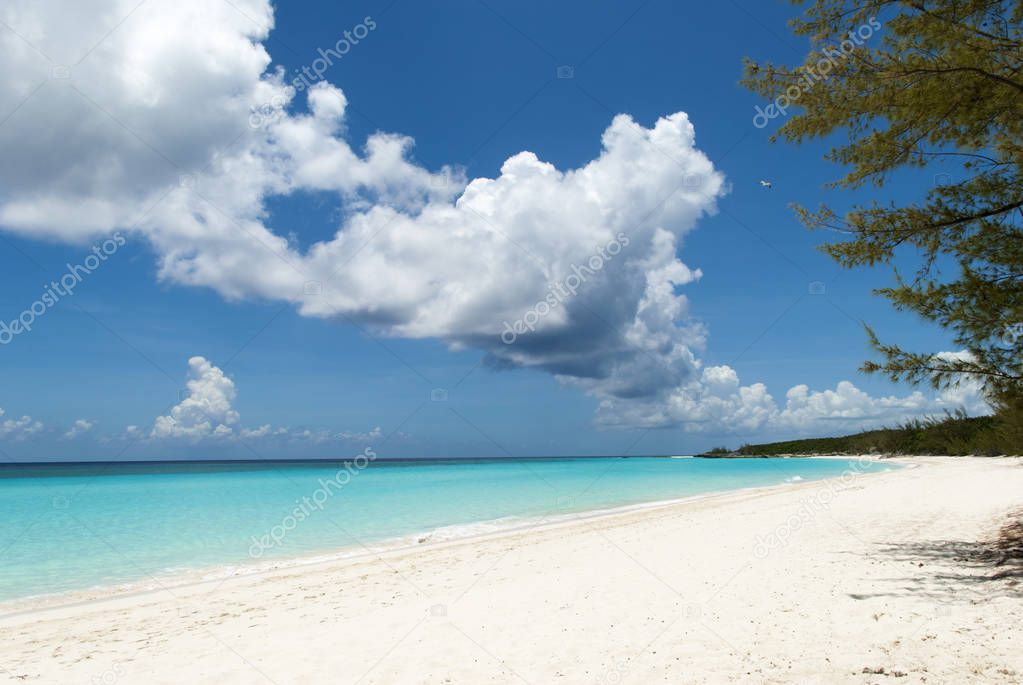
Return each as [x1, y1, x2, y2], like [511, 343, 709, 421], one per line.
[0, 456, 892, 601]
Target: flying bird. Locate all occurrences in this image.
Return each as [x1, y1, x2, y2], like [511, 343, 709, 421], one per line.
[759, 180, 772, 188]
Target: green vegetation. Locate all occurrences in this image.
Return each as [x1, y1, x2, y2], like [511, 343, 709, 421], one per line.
[704, 408, 1022, 457]
[741, 1, 1023, 445]
[742, 0, 1022, 401]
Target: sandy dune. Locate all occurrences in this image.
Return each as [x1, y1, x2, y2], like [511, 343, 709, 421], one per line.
[2, 456, 1021, 684]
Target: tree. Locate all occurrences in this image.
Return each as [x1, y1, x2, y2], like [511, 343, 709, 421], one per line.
[741, 0, 1023, 409]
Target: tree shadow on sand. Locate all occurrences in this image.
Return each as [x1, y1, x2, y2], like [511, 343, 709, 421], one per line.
[848, 509, 1023, 603]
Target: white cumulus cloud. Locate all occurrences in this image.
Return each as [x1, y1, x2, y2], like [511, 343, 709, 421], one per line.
[152, 356, 240, 439]
[0, 0, 992, 436]
[594, 353, 990, 434]
[148, 356, 385, 444]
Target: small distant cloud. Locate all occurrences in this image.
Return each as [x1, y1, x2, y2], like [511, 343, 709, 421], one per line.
[0, 408, 44, 441]
[141, 356, 384, 447]
[336, 426, 383, 442]
[63, 419, 94, 439]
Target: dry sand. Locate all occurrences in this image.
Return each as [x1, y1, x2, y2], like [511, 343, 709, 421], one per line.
[1, 456, 1021, 684]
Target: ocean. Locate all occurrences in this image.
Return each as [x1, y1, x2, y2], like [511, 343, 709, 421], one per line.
[0, 456, 893, 602]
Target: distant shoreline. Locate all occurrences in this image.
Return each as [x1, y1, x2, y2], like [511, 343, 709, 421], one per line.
[701, 412, 1016, 458]
[1, 455, 680, 468]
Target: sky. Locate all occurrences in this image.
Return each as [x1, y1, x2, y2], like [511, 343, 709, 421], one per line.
[0, 0, 988, 460]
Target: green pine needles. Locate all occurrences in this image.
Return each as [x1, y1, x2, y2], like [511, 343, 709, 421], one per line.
[742, 1, 1022, 451]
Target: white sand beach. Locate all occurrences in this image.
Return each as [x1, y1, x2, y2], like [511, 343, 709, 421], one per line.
[2, 456, 1021, 684]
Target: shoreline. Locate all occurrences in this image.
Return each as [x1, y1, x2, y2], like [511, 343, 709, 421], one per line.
[0, 455, 893, 616]
[3, 456, 1020, 684]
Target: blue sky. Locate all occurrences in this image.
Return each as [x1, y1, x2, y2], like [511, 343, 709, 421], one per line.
[0, 0, 979, 460]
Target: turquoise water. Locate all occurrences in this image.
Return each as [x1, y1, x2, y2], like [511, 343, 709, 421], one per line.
[0, 457, 891, 602]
